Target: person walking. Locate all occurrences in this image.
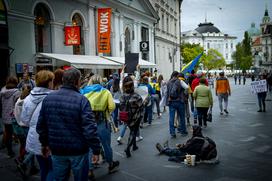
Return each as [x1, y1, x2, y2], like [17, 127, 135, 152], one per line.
[243, 74, 246, 85]
[234, 74, 237, 85]
[215, 72, 231, 115]
[17, 72, 35, 90]
[0, 76, 21, 158]
[36, 69, 101, 181]
[193, 78, 213, 128]
[139, 76, 155, 125]
[80, 74, 119, 179]
[21, 70, 54, 181]
[166, 71, 189, 138]
[14, 85, 39, 177]
[120, 76, 144, 157]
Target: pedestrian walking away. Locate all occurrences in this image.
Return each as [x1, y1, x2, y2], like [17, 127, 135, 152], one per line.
[21, 70, 55, 181]
[166, 71, 189, 138]
[36, 69, 101, 181]
[193, 78, 213, 128]
[80, 74, 119, 179]
[215, 72, 231, 115]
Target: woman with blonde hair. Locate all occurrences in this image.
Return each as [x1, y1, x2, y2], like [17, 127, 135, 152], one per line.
[80, 74, 119, 179]
[21, 70, 54, 181]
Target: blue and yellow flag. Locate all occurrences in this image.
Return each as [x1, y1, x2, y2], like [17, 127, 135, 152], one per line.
[181, 53, 203, 75]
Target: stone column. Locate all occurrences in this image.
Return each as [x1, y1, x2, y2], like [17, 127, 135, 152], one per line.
[149, 25, 153, 63]
[120, 15, 124, 57]
[88, 7, 96, 55]
[132, 21, 138, 53]
[137, 21, 142, 59]
[114, 12, 120, 57]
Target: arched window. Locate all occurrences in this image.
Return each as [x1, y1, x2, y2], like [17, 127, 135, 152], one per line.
[72, 13, 85, 55]
[34, 3, 52, 53]
[124, 27, 131, 53]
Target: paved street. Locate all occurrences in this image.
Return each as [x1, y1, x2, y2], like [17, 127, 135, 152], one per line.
[1, 78, 272, 181]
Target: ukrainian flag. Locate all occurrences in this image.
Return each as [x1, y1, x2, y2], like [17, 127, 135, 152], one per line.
[181, 53, 203, 75]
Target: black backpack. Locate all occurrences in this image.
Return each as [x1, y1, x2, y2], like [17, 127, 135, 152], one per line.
[199, 137, 217, 160]
[168, 78, 183, 100]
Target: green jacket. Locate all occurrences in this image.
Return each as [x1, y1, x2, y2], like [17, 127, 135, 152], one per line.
[193, 84, 213, 108]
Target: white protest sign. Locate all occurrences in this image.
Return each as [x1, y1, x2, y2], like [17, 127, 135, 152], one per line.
[135, 85, 149, 100]
[250, 80, 267, 94]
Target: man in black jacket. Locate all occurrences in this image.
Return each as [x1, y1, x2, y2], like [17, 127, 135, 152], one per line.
[37, 68, 101, 181]
[156, 125, 218, 163]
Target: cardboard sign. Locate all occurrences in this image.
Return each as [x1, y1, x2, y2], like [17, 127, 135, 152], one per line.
[98, 8, 111, 53]
[125, 53, 139, 73]
[250, 80, 267, 94]
[65, 26, 81, 45]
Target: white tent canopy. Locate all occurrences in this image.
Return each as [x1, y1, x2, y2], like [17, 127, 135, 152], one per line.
[39, 53, 122, 69]
[102, 56, 156, 68]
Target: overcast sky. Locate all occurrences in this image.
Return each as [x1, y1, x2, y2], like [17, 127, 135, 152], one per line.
[181, 0, 271, 43]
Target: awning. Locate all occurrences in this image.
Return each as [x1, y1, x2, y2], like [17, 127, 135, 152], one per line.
[39, 53, 122, 69]
[102, 56, 157, 68]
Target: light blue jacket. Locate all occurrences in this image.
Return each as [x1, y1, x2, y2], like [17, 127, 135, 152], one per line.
[21, 87, 51, 155]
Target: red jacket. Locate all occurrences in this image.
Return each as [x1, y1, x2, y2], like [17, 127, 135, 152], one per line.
[191, 77, 208, 92]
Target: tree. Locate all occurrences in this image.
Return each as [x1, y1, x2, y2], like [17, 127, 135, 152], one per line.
[203, 49, 226, 70]
[232, 31, 253, 71]
[180, 43, 204, 64]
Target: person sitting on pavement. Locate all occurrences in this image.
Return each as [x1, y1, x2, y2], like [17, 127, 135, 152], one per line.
[155, 125, 218, 164]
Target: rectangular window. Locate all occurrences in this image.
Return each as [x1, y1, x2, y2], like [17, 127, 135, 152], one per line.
[207, 43, 210, 49]
[161, 14, 164, 31]
[226, 43, 228, 49]
[166, 16, 169, 32]
[141, 27, 149, 41]
[231, 43, 233, 49]
[174, 21, 177, 36]
[226, 53, 228, 59]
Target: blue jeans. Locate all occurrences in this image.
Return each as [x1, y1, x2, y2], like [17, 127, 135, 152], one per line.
[52, 153, 89, 181]
[257, 92, 267, 110]
[119, 123, 127, 137]
[168, 101, 187, 135]
[89, 121, 113, 169]
[218, 93, 229, 112]
[36, 155, 53, 181]
[144, 104, 153, 124]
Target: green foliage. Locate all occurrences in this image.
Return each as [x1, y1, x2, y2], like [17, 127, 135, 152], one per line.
[180, 43, 225, 70]
[180, 43, 204, 64]
[203, 49, 226, 70]
[232, 31, 253, 71]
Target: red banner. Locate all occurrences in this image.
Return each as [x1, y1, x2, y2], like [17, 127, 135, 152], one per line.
[98, 8, 111, 54]
[64, 26, 81, 45]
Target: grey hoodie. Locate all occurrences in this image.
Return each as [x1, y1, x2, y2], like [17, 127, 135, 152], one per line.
[0, 87, 21, 124]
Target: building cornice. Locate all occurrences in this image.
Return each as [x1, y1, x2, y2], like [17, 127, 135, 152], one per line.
[105, 0, 159, 23]
[8, 10, 35, 21]
[155, 35, 180, 46]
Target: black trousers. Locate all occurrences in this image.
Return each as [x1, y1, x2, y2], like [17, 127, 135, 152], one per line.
[196, 107, 209, 126]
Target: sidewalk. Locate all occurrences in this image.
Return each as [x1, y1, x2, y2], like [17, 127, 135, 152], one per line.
[0, 78, 272, 181]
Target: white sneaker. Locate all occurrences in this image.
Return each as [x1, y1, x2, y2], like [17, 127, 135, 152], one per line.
[117, 136, 122, 144]
[136, 136, 143, 142]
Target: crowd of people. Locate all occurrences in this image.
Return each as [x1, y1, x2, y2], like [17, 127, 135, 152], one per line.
[1, 65, 271, 180]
